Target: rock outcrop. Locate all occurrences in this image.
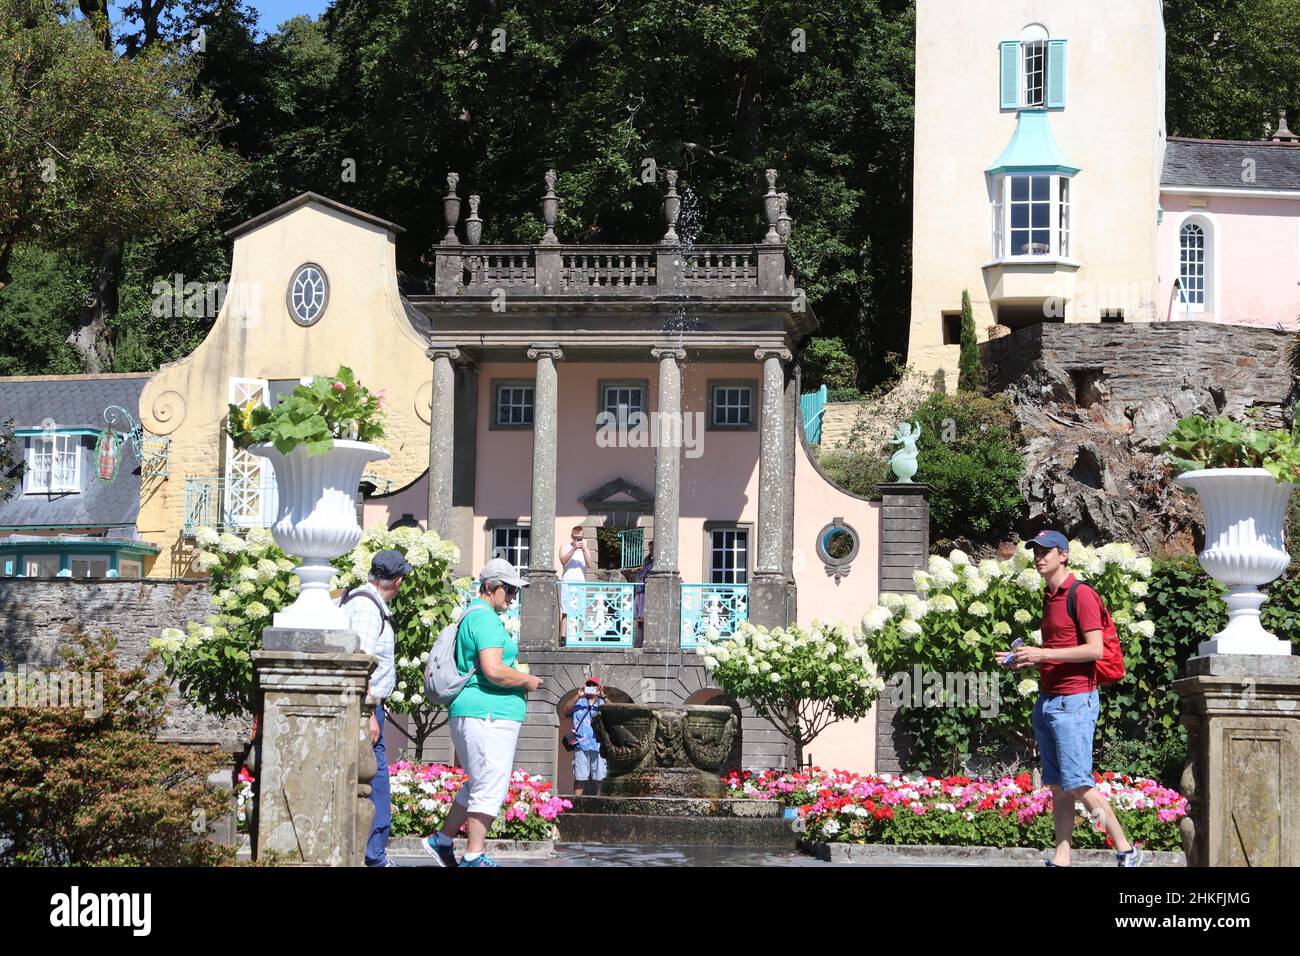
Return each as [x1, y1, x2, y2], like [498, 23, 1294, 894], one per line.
[981, 321, 1299, 552]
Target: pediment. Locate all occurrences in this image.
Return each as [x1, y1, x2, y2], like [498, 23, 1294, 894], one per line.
[579, 477, 655, 513]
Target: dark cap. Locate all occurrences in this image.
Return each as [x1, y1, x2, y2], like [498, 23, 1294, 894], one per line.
[371, 549, 413, 580]
[1028, 530, 1070, 552]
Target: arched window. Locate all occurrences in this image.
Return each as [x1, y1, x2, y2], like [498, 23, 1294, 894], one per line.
[1177, 217, 1216, 313]
[1020, 24, 1050, 108]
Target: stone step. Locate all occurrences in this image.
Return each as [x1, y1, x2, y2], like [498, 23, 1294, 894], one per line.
[558, 812, 796, 848]
[566, 795, 782, 818]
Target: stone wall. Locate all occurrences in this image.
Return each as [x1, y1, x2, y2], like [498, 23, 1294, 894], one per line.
[980, 321, 1300, 551]
[0, 578, 247, 746]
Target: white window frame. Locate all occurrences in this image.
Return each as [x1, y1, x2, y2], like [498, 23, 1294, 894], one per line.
[490, 525, 531, 574]
[1175, 212, 1219, 315]
[1020, 24, 1050, 109]
[709, 527, 750, 585]
[994, 174, 1073, 260]
[287, 263, 329, 326]
[24, 433, 82, 494]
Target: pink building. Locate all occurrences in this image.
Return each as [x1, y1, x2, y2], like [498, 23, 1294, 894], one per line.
[1159, 118, 1300, 329]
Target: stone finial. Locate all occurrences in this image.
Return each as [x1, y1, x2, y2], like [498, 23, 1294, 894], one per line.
[1271, 110, 1298, 143]
[662, 169, 680, 244]
[776, 192, 792, 242]
[442, 172, 461, 245]
[465, 195, 483, 244]
[762, 169, 780, 244]
[541, 169, 559, 244]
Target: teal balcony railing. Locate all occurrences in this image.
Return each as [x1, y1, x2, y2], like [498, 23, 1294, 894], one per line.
[680, 584, 749, 648]
[183, 477, 279, 536]
[562, 581, 636, 648]
[456, 581, 521, 622]
[617, 528, 645, 569]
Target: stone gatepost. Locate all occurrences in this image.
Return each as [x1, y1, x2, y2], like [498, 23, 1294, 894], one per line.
[252, 627, 376, 866]
[1174, 655, 1300, 867]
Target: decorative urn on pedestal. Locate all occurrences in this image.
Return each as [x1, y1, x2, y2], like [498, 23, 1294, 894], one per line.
[1176, 468, 1294, 656]
[250, 439, 389, 630]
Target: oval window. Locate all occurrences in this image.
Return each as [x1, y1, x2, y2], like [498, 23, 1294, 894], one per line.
[287, 263, 328, 326]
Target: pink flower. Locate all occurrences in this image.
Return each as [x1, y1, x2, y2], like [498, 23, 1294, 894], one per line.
[332, 381, 346, 392]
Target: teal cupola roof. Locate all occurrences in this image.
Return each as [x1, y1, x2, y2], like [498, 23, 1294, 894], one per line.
[986, 109, 1081, 177]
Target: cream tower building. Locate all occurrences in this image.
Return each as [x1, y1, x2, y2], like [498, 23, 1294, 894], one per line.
[907, 0, 1167, 383]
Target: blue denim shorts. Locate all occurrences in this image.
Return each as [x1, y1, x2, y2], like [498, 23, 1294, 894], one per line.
[1032, 689, 1099, 792]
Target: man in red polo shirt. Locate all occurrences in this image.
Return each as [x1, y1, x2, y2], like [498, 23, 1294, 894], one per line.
[1001, 530, 1143, 867]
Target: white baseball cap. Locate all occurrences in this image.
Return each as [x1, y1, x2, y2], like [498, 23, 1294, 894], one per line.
[478, 557, 529, 589]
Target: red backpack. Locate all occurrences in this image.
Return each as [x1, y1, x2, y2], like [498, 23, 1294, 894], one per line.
[1051, 580, 1126, 686]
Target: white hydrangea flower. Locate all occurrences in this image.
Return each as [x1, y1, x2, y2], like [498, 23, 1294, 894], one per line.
[196, 526, 220, 548]
[390, 690, 406, 703]
[236, 581, 255, 597]
[880, 593, 906, 612]
[862, 605, 893, 633]
[1133, 620, 1155, 639]
[238, 565, 259, 582]
[912, 570, 933, 592]
[899, 619, 923, 637]
[1135, 556, 1153, 578]
[967, 576, 989, 596]
[1015, 568, 1043, 591]
[930, 594, 959, 614]
[1028, 629, 1042, 646]
[703, 656, 719, 669]
[246, 601, 270, 620]
[1129, 580, 1149, 597]
[961, 628, 981, 647]
[967, 601, 989, 618]
[768, 672, 781, 683]
[410, 694, 424, 706]
[1016, 678, 1038, 697]
[1133, 602, 1146, 617]
[903, 595, 929, 620]
[979, 559, 1001, 578]
[194, 551, 219, 573]
[758, 661, 772, 673]
[949, 549, 971, 566]
[1014, 609, 1032, 625]
[992, 621, 1012, 636]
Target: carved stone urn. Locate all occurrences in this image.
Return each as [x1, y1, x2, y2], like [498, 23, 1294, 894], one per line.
[594, 702, 737, 798]
[249, 440, 389, 630]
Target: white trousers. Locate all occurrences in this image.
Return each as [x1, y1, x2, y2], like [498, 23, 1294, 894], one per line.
[450, 716, 522, 816]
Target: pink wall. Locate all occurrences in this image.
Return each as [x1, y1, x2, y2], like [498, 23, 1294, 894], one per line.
[790, 435, 881, 774]
[362, 476, 428, 532]
[1159, 194, 1300, 328]
[472, 360, 760, 582]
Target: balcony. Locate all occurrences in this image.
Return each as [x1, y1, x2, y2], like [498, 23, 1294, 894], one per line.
[680, 584, 749, 648]
[183, 477, 278, 536]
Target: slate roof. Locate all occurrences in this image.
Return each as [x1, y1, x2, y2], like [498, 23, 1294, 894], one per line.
[0, 374, 150, 531]
[1163, 138, 1300, 192]
[225, 192, 405, 240]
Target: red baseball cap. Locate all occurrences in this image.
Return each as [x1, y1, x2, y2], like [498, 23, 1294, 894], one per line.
[584, 677, 601, 687]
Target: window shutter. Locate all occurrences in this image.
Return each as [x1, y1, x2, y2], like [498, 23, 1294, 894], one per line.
[999, 41, 1020, 109]
[1046, 39, 1068, 108]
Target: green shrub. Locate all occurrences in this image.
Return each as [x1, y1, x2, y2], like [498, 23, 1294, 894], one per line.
[0, 631, 234, 866]
[801, 336, 859, 393]
[957, 290, 983, 392]
[912, 391, 1024, 543]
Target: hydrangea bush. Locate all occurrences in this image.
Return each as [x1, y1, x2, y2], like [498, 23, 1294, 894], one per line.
[388, 762, 572, 841]
[696, 620, 886, 766]
[154, 525, 462, 757]
[726, 768, 1186, 851]
[859, 544, 1156, 774]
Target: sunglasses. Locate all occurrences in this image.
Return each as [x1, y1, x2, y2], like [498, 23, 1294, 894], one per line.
[500, 583, 519, 598]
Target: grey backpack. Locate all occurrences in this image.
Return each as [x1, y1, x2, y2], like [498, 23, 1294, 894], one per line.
[424, 603, 492, 705]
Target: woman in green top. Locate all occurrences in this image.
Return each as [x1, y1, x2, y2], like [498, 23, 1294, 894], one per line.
[423, 559, 543, 868]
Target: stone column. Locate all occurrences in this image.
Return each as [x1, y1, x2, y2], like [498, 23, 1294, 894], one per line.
[521, 344, 563, 649]
[874, 482, 932, 773]
[450, 360, 479, 577]
[645, 346, 685, 651]
[426, 346, 460, 541]
[749, 347, 792, 629]
[252, 627, 375, 866]
[1174, 654, 1300, 866]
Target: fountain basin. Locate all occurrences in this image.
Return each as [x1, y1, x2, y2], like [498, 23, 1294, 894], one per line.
[594, 702, 737, 799]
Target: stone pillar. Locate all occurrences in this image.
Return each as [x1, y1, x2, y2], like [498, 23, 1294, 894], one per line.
[426, 346, 459, 541]
[521, 344, 563, 649]
[451, 360, 479, 577]
[783, 364, 799, 622]
[874, 482, 932, 774]
[1175, 654, 1300, 867]
[749, 347, 792, 629]
[252, 627, 375, 866]
[645, 346, 685, 651]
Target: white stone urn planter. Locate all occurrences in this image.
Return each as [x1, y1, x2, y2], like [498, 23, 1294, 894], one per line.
[1175, 468, 1294, 656]
[250, 440, 389, 630]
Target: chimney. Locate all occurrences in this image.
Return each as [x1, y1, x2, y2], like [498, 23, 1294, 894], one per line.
[1270, 110, 1298, 144]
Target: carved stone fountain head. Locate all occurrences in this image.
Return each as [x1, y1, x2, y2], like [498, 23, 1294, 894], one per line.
[594, 702, 738, 798]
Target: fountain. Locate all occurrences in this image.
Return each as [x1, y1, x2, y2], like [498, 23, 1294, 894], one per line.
[555, 703, 793, 847]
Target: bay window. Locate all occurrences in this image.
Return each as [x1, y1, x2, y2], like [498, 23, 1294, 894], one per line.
[992, 174, 1073, 259]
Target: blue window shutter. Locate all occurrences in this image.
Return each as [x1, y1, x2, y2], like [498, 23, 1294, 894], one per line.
[1046, 39, 1068, 108]
[1000, 41, 1020, 109]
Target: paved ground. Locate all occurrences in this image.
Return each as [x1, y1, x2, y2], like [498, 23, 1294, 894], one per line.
[390, 842, 850, 867]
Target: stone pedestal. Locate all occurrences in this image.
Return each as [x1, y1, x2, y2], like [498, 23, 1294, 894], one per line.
[1174, 654, 1300, 867]
[252, 627, 376, 866]
[643, 570, 681, 651]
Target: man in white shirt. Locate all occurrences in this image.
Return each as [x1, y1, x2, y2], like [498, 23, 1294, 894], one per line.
[343, 549, 410, 868]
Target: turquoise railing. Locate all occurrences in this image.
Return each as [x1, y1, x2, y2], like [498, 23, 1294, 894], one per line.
[562, 581, 636, 648]
[800, 384, 828, 445]
[618, 528, 645, 569]
[457, 581, 521, 622]
[183, 477, 279, 536]
[680, 584, 749, 648]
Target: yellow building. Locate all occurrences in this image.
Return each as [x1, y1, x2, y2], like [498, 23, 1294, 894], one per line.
[907, 0, 1167, 383]
[137, 193, 434, 576]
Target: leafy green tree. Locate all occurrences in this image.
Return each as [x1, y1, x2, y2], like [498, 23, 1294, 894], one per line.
[956, 289, 982, 393]
[801, 336, 859, 394]
[0, 418, 21, 500]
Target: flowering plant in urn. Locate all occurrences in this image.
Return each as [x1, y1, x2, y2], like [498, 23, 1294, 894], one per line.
[1162, 415, 1297, 655]
[230, 366, 389, 630]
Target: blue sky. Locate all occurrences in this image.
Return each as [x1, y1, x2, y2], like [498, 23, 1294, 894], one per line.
[105, 1, 332, 37]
